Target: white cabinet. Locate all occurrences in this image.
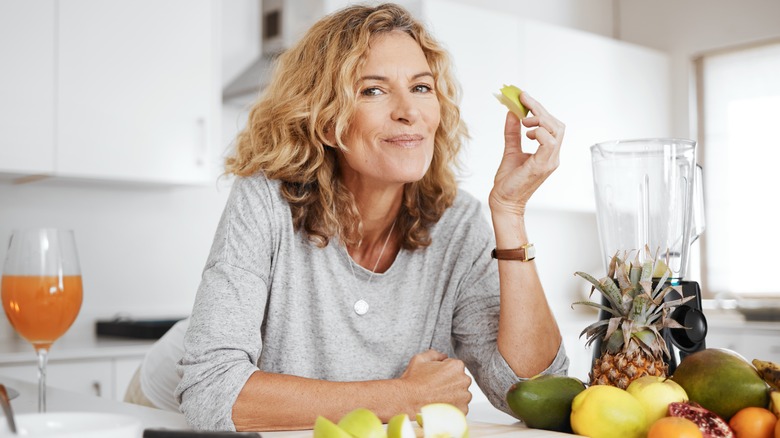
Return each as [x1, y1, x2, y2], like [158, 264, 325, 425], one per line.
[0, 0, 219, 185]
[0, 0, 56, 176]
[0, 356, 143, 401]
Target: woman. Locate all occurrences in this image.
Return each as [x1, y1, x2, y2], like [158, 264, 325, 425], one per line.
[176, 3, 567, 432]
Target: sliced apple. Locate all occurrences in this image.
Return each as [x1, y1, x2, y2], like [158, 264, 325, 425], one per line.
[337, 408, 387, 438]
[314, 416, 353, 438]
[494, 84, 529, 119]
[387, 413, 415, 438]
[419, 403, 469, 438]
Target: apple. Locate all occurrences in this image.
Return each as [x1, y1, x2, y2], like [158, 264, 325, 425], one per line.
[418, 403, 468, 438]
[337, 408, 386, 438]
[494, 84, 529, 119]
[387, 413, 415, 438]
[626, 375, 689, 425]
[314, 416, 353, 438]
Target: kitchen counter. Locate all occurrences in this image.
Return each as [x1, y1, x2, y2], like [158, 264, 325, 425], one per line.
[1, 375, 187, 429]
[0, 374, 579, 437]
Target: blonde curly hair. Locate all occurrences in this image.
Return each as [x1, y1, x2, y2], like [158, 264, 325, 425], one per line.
[226, 3, 467, 249]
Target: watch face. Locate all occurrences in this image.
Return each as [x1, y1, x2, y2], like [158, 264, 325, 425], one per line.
[525, 244, 536, 260]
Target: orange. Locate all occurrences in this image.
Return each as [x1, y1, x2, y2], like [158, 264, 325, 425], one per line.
[729, 407, 777, 438]
[775, 417, 780, 438]
[647, 416, 703, 438]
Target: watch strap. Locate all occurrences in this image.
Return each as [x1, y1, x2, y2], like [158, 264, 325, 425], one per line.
[491, 243, 536, 261]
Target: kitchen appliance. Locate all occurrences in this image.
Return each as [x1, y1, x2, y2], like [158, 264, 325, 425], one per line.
[590, 138, 707, 373]
[222, 0, 324, 106]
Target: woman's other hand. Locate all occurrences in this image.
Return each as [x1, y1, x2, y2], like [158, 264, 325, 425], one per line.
[398, 349, 472, 415]
[489, 92, 565, 218]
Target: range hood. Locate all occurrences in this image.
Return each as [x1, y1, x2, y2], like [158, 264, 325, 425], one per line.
[223, 0, 326, 106]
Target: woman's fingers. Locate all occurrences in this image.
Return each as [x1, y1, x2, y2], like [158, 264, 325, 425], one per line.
[518, 93, 564, 164]
[503, 111, 523, 154]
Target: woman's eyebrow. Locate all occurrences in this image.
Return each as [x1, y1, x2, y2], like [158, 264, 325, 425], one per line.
[359, 72, 434, 82]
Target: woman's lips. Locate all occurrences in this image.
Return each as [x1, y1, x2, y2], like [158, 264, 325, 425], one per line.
[383, 134, 424, 148]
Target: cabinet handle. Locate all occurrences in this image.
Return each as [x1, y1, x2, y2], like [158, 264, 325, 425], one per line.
[196, 117, 207, 167]
[91, 381, 102, 397]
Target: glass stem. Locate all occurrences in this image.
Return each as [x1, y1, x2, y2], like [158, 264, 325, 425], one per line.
[36, 348, 49, 413]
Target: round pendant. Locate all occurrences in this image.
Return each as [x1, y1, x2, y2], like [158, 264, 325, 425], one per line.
[353, 299, 369, 316]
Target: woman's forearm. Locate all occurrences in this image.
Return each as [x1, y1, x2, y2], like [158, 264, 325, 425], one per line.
[232, 371, 414, 431]
[491, 212, 562, 377]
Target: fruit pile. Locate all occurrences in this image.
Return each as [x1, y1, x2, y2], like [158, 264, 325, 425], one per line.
[505, 249, 780, 438]
[313, 403, 467, 438]
[506, 347, 780, 438]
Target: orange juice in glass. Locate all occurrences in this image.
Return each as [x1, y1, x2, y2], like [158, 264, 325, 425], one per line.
[1, 275, 82, 350]
[1, 229, 83, 412]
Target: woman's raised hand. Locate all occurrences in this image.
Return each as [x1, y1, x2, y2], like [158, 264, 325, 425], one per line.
[489, 92, 565, 218]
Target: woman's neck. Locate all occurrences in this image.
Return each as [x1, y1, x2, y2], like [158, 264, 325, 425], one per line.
[343, 180, 403, 272]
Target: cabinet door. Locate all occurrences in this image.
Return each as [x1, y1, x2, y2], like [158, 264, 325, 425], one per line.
[0, 0, 55, 176]
[113, 357, 143, 402]
[0, 359, 113, 398]
[56, 0, 216, 185]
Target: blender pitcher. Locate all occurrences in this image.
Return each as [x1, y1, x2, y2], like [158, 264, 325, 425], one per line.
[590, 138, 707, 372]
[590, 138, 705, 279]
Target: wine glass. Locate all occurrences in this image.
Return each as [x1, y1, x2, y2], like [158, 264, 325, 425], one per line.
[1, 229, 83, 413]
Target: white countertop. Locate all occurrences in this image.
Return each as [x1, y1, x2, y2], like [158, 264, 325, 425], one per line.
[0, 375, 579, 437]
[1, 375, 187, 430]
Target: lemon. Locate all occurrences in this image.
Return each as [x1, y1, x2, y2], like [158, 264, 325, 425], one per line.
[570, 385, 646, 438]
[626, 375, 688, 426]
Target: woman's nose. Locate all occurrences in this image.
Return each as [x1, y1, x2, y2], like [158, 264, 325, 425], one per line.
[390, 93, 421, 124]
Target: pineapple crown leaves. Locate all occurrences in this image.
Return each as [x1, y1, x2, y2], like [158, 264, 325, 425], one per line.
[572, 247, 695, 359]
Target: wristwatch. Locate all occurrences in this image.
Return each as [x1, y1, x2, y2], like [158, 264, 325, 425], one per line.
[491, 243, 536, 261]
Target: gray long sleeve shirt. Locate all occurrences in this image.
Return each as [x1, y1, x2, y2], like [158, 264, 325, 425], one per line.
[176, 173, 568, 431]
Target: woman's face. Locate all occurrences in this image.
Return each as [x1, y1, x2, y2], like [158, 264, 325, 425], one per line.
[336, 30, 441, 190]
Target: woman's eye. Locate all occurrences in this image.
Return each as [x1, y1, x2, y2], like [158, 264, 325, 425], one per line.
[413, 84, 433, 93]
[361, 87, 383, 96]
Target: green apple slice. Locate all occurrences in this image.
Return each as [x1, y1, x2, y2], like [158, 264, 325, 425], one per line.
[314, 416, 353, 438]
[419, 403, 469, 438]
[387, 413, 415, 438]
[494, 84, 529, 119]
[337, 408, 387, 438]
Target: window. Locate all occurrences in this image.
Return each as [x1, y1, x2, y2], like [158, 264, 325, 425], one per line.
[696, 40, 780, 297]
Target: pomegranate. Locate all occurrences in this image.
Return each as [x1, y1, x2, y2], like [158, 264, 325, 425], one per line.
[668, 402, 734, 438]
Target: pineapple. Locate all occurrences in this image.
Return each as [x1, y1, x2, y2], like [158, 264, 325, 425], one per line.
[573, 247, 694, 389]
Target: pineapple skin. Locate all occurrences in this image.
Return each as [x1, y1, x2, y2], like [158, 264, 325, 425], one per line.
[590, 350, 667, 389]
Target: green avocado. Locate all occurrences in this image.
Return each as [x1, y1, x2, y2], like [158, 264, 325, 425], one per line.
[506, 374, 586, 433]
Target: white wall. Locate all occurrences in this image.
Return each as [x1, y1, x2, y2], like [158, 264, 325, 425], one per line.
[0, 1, 611, 340]
[8, 0, 774, 367]
[617, 0, 780, 138]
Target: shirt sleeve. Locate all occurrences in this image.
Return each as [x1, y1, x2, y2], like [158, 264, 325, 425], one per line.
[175, 176, 276, 431]
[449, 202, 570, 418]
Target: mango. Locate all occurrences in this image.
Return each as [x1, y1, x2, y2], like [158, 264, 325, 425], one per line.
[671, 348, 770, 421]
[506, 374, 586, 432]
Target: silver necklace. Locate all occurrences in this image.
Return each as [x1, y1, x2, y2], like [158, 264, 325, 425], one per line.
[347, 219, 396, 316]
